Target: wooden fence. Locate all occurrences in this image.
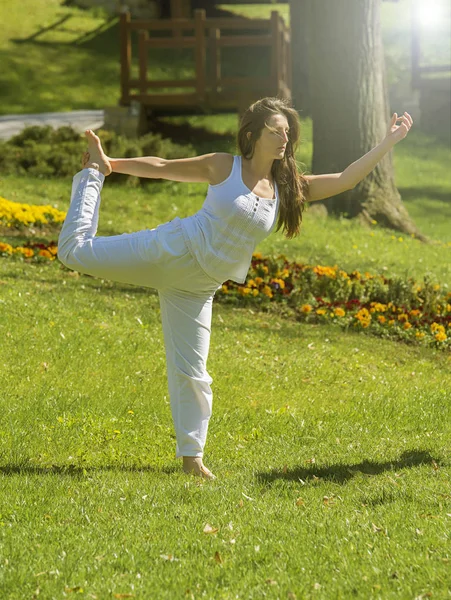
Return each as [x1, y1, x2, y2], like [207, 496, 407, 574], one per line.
[119, 8, 291, 114]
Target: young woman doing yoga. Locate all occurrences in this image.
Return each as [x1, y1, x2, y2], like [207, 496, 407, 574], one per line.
[57, 96, 412, 480]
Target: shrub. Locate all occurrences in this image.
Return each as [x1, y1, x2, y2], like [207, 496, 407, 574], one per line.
[0, 125, 196, 182]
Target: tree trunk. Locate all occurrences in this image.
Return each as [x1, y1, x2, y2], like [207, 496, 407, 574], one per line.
[289, 0, 311, 117]
[305, 0, 428, 242]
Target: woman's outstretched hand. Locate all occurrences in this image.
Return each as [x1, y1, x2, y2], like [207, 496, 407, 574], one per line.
[386, 112, 413, 144]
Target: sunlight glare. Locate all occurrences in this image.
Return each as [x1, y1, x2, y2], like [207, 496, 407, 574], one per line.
[416, 2, 445, 28]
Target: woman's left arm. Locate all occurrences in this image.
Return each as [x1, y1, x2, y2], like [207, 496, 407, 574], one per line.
[305, 112, 413, 202]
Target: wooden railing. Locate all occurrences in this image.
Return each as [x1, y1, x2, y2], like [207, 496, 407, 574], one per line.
[119, 8, 291, 112]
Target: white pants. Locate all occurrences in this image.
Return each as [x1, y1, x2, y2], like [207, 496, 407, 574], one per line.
[57, 168, 222, 458]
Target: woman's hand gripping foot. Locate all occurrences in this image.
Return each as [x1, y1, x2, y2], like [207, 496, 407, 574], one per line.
[81, 130, 112, 176]
[183, 457, 216, 480]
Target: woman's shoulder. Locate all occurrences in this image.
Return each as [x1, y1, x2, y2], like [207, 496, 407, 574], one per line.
[209, 153, 236, 186]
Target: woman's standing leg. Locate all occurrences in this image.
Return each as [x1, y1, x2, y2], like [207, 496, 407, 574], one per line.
[158, 288, 217, 478]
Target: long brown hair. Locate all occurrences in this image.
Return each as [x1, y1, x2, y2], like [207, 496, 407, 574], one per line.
[237, 96, 310, 239]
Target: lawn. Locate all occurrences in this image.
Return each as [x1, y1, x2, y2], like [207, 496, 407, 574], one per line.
[1, 120, 451, 597]
[1, 1, 451, 598]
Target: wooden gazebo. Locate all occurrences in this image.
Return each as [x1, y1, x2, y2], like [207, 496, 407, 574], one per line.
[118, 7, 291, 121]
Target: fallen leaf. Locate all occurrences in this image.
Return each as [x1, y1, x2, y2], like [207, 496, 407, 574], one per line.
[203, 524, 219, 534]
[214, 551, 222, 564]
[265, 579, 277, 586]
[296, 498, 305, 506]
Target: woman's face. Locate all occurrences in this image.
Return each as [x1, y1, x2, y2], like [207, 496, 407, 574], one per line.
[250, 113, 290, 159]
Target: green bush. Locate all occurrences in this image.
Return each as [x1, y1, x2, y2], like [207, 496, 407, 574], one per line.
[0, 125, 196, 183]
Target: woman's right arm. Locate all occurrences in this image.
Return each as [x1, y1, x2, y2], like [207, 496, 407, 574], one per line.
[109, 153, 218, 183]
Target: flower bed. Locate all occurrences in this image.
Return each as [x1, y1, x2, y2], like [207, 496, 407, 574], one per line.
[0, 196, 66, 228]
[218, 252, 451, 350]
[1, 242, 449, 350]
[0, 241, 58, 260]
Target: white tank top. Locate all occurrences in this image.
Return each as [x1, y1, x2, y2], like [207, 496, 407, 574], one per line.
[176, 154, 280, 284]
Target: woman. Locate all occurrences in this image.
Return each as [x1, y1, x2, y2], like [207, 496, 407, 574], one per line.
[57, 97, 412, 480]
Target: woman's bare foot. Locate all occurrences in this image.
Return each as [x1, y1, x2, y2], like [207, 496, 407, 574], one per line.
[183, 456, 216, 480]
[82, 130, 112, 176]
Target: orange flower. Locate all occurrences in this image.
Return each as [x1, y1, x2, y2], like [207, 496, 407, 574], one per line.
[403, 322, 412, 330]
[13, 247, 34, 258]
[301, 304, 312, 313]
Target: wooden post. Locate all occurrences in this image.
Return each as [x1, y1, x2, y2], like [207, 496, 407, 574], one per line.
[270, 11, 281, 96]
[289, 0, 311, 115]
[209, 28, 221, 95]
[411, 0, 421, 89]
[138, 30, 149, 97]
[194, 9, 206, 102]
[286, 27, 292, 95]
[120, 11, 131, 105]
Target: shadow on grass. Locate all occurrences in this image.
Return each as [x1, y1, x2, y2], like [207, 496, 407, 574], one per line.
[256, 449, 443, 486]
[399, 187, 451, 203]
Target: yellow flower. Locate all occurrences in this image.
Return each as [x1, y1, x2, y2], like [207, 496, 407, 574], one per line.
[262, 266, 269, 274]
[398, 313, 409, 322]
[409, 309, 421, 317]
[221, 284, 229, 294]
[0, 196, 66, 227]
[334, 307, 346, 317]
[388, 319, 395, 326]
[314, 265, 337, 279]
[435, 331, 447, 342]
[255, 277, 264, 285]
[316, 308, 327, 316]
[38, 249, 53, 259]
[301, 304, 312, 313]
[403, 322, 412, 330]
[248, 279, 256, 288]
[263, 285, 273, 298]
[415, 331, 425, 339]
[252, 252, 263, 260]
[252, 288, 259, 297]
[430, 322, 445, 333]
[378, 315, 386, 324]
[370, 302, 387, 313]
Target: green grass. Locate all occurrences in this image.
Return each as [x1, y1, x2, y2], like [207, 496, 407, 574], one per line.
[0, 263, 450, 598]
[1, 118, 451, 597]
